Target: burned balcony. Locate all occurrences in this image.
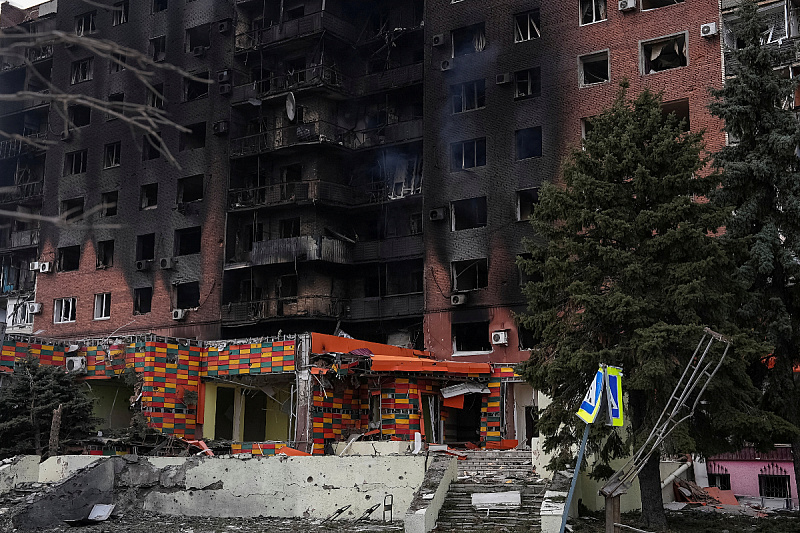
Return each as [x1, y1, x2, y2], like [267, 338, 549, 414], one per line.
[228, 180, 371, 211]
[352, 118, 423, 150]
[232, 66, 351, 103]
[0, 180, 43, 205]
[227, 236, 353, 267]
[358, 62, 423, 95]
[347, 293, 424, 321]
[1, 265, 36, 294]
[0, 132, 47, 160]
[235, 12, 359, 51]
[230, 121, 355, 158]
[221, 296, 345, 323]
[0, 228, 40, 250]
[352, 234, 424, 262]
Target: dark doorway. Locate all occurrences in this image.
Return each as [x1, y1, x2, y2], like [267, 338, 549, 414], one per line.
[421, 394, 439, 443]
[214, 387, 235, 440]
[243, 390, 267, 442]
[444, 393, 483, 443]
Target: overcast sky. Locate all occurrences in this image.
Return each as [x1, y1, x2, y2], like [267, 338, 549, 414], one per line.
[7, 1, 46, 8]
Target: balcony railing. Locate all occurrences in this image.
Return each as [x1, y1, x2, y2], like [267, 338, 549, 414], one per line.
[0, 181, 43, 204]
[358, 63, 423, 94]
[1, 267, 35, 294]
[351, 119, 423, 150]
[232, 66, 352, 103]
[352, 234, 424, 262]
[0, 132, 47, 160]
[235, 12, 359, 50]
[25, 44, 53, 62]
[347, 293, 424, 320]
[250, 236, 352, 266]
[0, 229, 40, 249]
[221, 296, 345, 323]
[228, 180, 373, 210]
[230, 120, 354, 158]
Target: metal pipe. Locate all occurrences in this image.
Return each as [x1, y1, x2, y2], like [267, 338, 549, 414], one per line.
[660, 459, 692, 489]
[560, 422, 591, 533]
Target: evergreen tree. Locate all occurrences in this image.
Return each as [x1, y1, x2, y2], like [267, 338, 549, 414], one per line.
[517, 85, 788, 530]
[709, 0, 800, 504]
[0, 356, 96, 458]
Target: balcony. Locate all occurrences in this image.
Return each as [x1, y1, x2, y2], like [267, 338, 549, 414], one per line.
[352, 235, 424, 263]
[358, 63, 423, 95]
[0, 133, 47, 160]
[230, 120, 354, 158]
[0, 229, 40, 250]
[25, 44, 53, 63]
[351, 119, 423, 150]
[1, 267, 35, 295]
[0, 181, 43, 205]
[228, 180, 372, 211]
[347, 293, 424, 321]
[232, 66, 352, 103]
[247, 236, 352, 266]
[221, 296, 345, 323]
[235, 12, 359, 51]
[0, 91, 50, 117]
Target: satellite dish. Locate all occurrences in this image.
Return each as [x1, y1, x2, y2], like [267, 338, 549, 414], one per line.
[286, 92, 296, 122]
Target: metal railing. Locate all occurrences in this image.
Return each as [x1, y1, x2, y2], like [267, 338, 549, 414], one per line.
[347, 293, 424, 320]
[235, 12, 359, 50]
[0, 132, 47, 160]
[352, 234, 424, 262]
[249, 235, 352, 265]
[221, 296, 346, 323]
[230, 120, 354, 158]
[232, 65, 352, 102]
[0, 181, 43, 204]
[228, 180, 372, 210]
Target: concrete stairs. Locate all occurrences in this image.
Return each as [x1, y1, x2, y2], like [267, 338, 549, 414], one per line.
[433, 450, 547, 532]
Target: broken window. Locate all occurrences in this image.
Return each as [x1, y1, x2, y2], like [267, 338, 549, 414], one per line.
[175, 226, 202, 255]
[279, 274, 298, 299]
[74, 12, 96, 36]
[452, 23, 486, 57]
[150, 36, 166, 62]
[707, 473, 731, 491]
[580, 0, 606, 25]
[140, 183, 158, 210]
[112, 1, 129, 26]
[642, 34, 687, 74]
[97, 239, 114, 268]
[452, 321, 491, 352]
[451, 79, 486, 113]
[57, 245, 81, 272]
[54, 297, 77, 324]
[94, 293, 111, 320]
[186, 24, 211, 52]
[142, 133, 161, 161]
[410, 213, 423, 235]
[177, 175, 204, 203]
[641, 0, 683, 9]
[104, 142, 121, 168]
[514, 10, 541, 42]
[517, 188, 540, 221]
[68, 105, 91, 128]
[176, 281, 200, 309]
[286, 57, 307, 84]
[136, 233, 156, 261]
[580, 51, 609, 86]
[452, 258, 489, 291]
[153, 0, 167, 13]
[451, 197, 487, 231]
[185, 72, 209, 101]
[106, 93, 124, 120]
[61, 197, 84, 222]
[179, 122, 206, 151]
[286, 5, 305, 21]
[516, 126, 543, 160]
[451, 138, 486, 170]
[661, 99, 690, 131]
[134, 287, 153, 314]
[279, 217, 301, 238]
[514, 67, 541, 99]
[70, 58, 93, 84]
[101, 191, 118, 217]
[147, 84, 165, 109]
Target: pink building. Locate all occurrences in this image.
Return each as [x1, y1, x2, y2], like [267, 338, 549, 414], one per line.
[707, 446, 797, 510]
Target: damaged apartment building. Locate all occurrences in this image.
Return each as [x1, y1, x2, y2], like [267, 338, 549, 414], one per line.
[0, 0, 728, 451]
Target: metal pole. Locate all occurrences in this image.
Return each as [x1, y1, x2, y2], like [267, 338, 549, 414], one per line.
[560, 421, 590, 533]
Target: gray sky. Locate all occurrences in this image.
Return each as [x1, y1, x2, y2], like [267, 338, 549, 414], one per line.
[7, 1, 46, 8]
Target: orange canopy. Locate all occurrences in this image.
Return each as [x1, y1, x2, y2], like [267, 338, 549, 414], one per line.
[312, 332, 432, 359]
[369, 354, 490, 374]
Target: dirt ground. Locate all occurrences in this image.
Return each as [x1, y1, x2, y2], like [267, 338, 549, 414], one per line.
[571, 509, 800, 533]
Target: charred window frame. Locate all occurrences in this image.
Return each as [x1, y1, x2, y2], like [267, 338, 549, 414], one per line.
[451, 79, 486, 113]
[150, 36, 166, 62]
[68, 105, 91, 128]
[452, 321, 491, 353]
[514, 10, 541, 42]
[142, 133, 162, 161]
[140, 183, 158, 210]
[185, 24, 211, 52]
[106, 92, 124, 120]
[60, 197, 84, 222]
[104, 142, 121, 168]
[278, 274, 298, 299]
[516, 188, 540, 221]
[580, 0, 607, 25]
[134, 287, 153, 315]
[451, 138, 486, 170]
[54, 297, 77, 324]
[100, 191, 118, 217]
[707, 473, 731, 491]
[147, 83, 165, 109]
[184, 72, 210, 101]
[110, 53, 126, 73]
[94, 293, 111, 320]
[176, 281, 200, 309]
[514, 67, 541, 99]
[641, 33, 688, 74]
[175, 226, 202, 255]
[279, 217, 301, 238]
[516, 126, 543, 160]
[70, 57, 93, 84]
[96, 239, 114, 268]
[579, 50, 610, 86]
[74, 12, 96, 36]
[57, 245, 81, 272]
[452, 258, 489, 291]
[136, 233, 156, 261]
[152, 0, 168, 14]
[452, 23, 486, 57]
[112, 2, 129, 26]
[179, 122, 206, 151]
[451, 197, 487, 231]
[177, 175, 204, 203]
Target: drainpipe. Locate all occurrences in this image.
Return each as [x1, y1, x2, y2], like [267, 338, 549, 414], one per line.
[660, 457, 693, 490]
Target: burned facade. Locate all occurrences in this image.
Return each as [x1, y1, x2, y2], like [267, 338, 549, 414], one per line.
[0, 0, 726, 450]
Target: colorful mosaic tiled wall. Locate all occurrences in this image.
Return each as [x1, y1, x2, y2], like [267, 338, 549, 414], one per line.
[231, 441, 290, 455]
[203, 341, 296, 376]
[310, 382, 370, 455]
[0, 341, 65, 371]
[480, 367, 516, 443]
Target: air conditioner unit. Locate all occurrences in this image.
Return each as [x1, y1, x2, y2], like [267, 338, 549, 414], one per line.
[217, 69, 231, 83]
[429, 207, 446, 221]
[66, 356, 87, 373]
[38, 262, 52, 273]
[159, 257, 175, 270]
[218, 19, 231, 34]
[618, 0, 636, 11]
[135, 260, 151, 271]
[172, 308, 187, 321]
[192, 46, 207, 57]
[26, 302, 42, 314]
[496, 73, 512, 85]
[29, 261, 39, 271]
[701, 22, 718, 38]
[219, 83, 232, 96]
[432, 33, 445, 47]
[212, 120, 229, 135]
[491, 330, 509, 346]
[440, 59, 452, 72]
[451, 294, 467, 306]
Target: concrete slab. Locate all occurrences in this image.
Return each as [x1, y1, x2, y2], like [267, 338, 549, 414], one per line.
[471, 491, 521, 509]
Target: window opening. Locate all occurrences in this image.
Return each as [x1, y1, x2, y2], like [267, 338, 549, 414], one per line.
[112, 1, 129, 25]
[516, 127, 543, 160]
[61, 197, 84, 222]
[175, 226, 201, 255]
[279, 217, 301, 238]
[179, 122, 206, 151]
[101, 191, 118, 216]
[452, 23, 486, 57]
[94, 293, 111, 320]
[452, 321, 491, 352]
[177, 175, 204, 203]
[150, 36, 166, 62]
[580, 0, 607, 25]
[97, 240, 114, 268]
[75, 12, 96, 36]
[580, 51, 609, 86]
[136, 233, 155, 261]
[134, 287, 153, 314]
[176, 281, 200, 308]
[185, 72, 209, 101]
[70, 58, 93, 84]
[451, 79, 485, 113]
[517, 188, 540, 221]
[451, 197, 487, 231]
[153, 0, 167, 13]
[142, 133, 161, 160]
[106, 93, 124, 120]
[54, 297, 77, 323]
[140, 183, 158, 210]
[68, 105, 91, 128]
[452, 258, 489, 291]
[104, 142, 121, 168]
[110, 53, 126, 72]
[279, 274, 298, 299]
[514, 67, 541, 99]
[57, 245, 81, 271]
[186, 24, 211, 52]
[451, 138, 486, 170]
[514, 10, 541, 42]
[147, 83, 164, 108]
[642, 34, 687, 74]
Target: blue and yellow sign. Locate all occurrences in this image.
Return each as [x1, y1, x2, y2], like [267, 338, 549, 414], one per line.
[576, 367, 604, 424]
[605, 366, 624, 427]
[576, 364, 624, 426]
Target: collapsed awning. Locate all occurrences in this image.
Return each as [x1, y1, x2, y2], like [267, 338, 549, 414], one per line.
[369, 355, 490, 374]
[440, 382, 490, 398]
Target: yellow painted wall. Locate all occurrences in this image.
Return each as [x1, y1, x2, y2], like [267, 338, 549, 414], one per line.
[90, 381, 134, 430]
[203, 382, 290, 442]
[202, 382, 218, 440]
